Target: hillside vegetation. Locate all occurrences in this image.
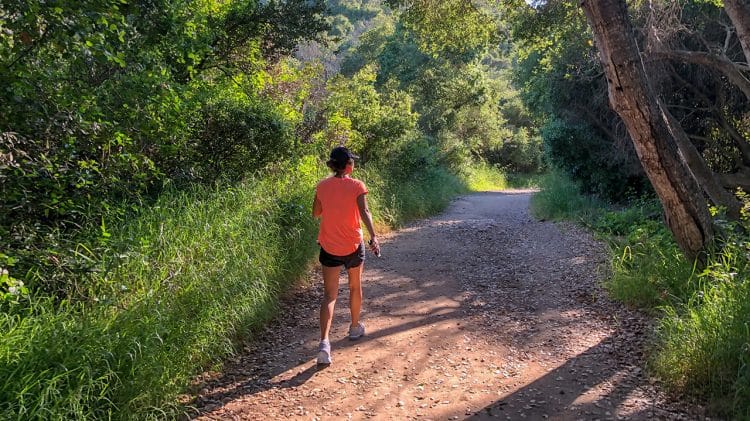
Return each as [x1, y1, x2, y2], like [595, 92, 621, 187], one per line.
[0, 1, 538, 418]
[5, 0, 750, 418]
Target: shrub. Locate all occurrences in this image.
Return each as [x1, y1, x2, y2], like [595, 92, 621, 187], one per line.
[541, 118, 648, 202]
[193, 99, 295, 182]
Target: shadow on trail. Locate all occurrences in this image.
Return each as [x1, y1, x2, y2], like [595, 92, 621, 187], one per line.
[188, 192, 521, 417]
[189, 292, 468, 405]
[463, 336, 653, 421]
[189, 191, 677, 420]
[278, 364, 322, 389]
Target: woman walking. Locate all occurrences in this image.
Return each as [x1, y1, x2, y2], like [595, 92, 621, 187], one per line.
[312, 146, 380, 365]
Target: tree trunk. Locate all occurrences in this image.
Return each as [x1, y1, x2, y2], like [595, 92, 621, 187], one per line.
[581, 0, 713, 262]
[661, 102, 742, 220]
[725, 0, 750, 63]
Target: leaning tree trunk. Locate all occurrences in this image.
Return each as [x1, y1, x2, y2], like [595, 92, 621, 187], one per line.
[725, 0, 750, 63]
[581, 0, 713, 262]
[662, 102, 742, 221]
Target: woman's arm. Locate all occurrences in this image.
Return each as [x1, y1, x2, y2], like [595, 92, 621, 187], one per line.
[357, 193, 380, 255]
[312, 194, 322, 218]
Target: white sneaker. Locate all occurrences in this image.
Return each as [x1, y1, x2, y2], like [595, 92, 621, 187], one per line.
[317, 340, 332, 365]
[348, 322, 365, 340]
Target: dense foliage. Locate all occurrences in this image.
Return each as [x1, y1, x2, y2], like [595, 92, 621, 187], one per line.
[13, 0, 750, 417]
[0, 0, 328, 297]
[0, 0, 537, 418]
[339, 0, 543, 173]
[510, 0, 750, 205]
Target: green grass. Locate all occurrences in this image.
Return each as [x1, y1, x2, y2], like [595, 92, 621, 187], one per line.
[603, 220, 697, 309]
[596, 209, 750, 417]
[461, 162, 541, 192]
[0, 155, 470, 420]
[463, 163, 509, 191]
[506, 172, 543, 189]
[363, 162, 467, 228]
[1, 156, 325, 420]
[651, 237, 750, 418]
[530, 170, 604, 221]
[587, 200, 698, 309]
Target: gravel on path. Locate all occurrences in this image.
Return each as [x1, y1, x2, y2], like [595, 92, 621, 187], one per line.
[189, 190, 708, 421]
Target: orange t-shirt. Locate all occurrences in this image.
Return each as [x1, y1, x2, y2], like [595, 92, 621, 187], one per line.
[316, 176, 368, 256]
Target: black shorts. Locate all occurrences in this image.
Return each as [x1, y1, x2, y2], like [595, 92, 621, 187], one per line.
[319, 242, 365, 269]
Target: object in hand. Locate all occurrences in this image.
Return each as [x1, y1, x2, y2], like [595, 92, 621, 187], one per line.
[368, 239, 381, 257]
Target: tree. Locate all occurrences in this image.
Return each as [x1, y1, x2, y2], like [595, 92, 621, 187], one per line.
[639, 0, 746, 218]
[0, 0, 330, 295]
[581, 0, 713, 262]
[385, 0, 498, 63]
[508, 0, 647, 200]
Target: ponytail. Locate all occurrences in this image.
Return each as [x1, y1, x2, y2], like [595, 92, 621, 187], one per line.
[327, 159, 347, 176]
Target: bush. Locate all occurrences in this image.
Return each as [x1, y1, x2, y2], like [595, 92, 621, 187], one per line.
[360, 138, 467, 227]
[193, 99, 295, 182]
[541, 118, 648, 202]
[482, 127, 544, 174]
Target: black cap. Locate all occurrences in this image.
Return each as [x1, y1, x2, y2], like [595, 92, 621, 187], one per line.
[329, 146, 359, 166]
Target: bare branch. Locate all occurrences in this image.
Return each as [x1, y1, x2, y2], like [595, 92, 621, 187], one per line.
[716, 167, 750, 192]
[651, 49, 750, 101]
[671, 70, 750, 166]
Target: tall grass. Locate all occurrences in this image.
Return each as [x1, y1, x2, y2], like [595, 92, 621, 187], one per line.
[0, 155, 469, 419]
[506, 172, 543, 189]
[530, 170, 604, 220]
[594, 202, 697, 309]
[362, 162, 467, 228]
[651, 236, 750, 417]
[1, 156, 325, 419]
[463, 163, 508, 191]
[598, 207, 750, 417]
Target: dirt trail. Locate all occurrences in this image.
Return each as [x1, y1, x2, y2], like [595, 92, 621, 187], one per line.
[191, 191, 707, 420]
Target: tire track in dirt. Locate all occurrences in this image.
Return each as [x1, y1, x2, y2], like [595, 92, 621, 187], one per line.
[189, 190, 708, 420]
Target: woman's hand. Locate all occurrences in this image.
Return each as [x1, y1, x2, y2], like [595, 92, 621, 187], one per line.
[368, 238, 381, 257]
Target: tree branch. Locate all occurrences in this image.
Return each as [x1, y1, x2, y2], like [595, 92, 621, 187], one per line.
[651, 49, 750, 101]
[671, 70, 750, 166]
[716, 166, 750, 192]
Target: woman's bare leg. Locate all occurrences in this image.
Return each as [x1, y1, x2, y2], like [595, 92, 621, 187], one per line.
[347, 264, 363, 327]
[320, 265, 341, 341]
